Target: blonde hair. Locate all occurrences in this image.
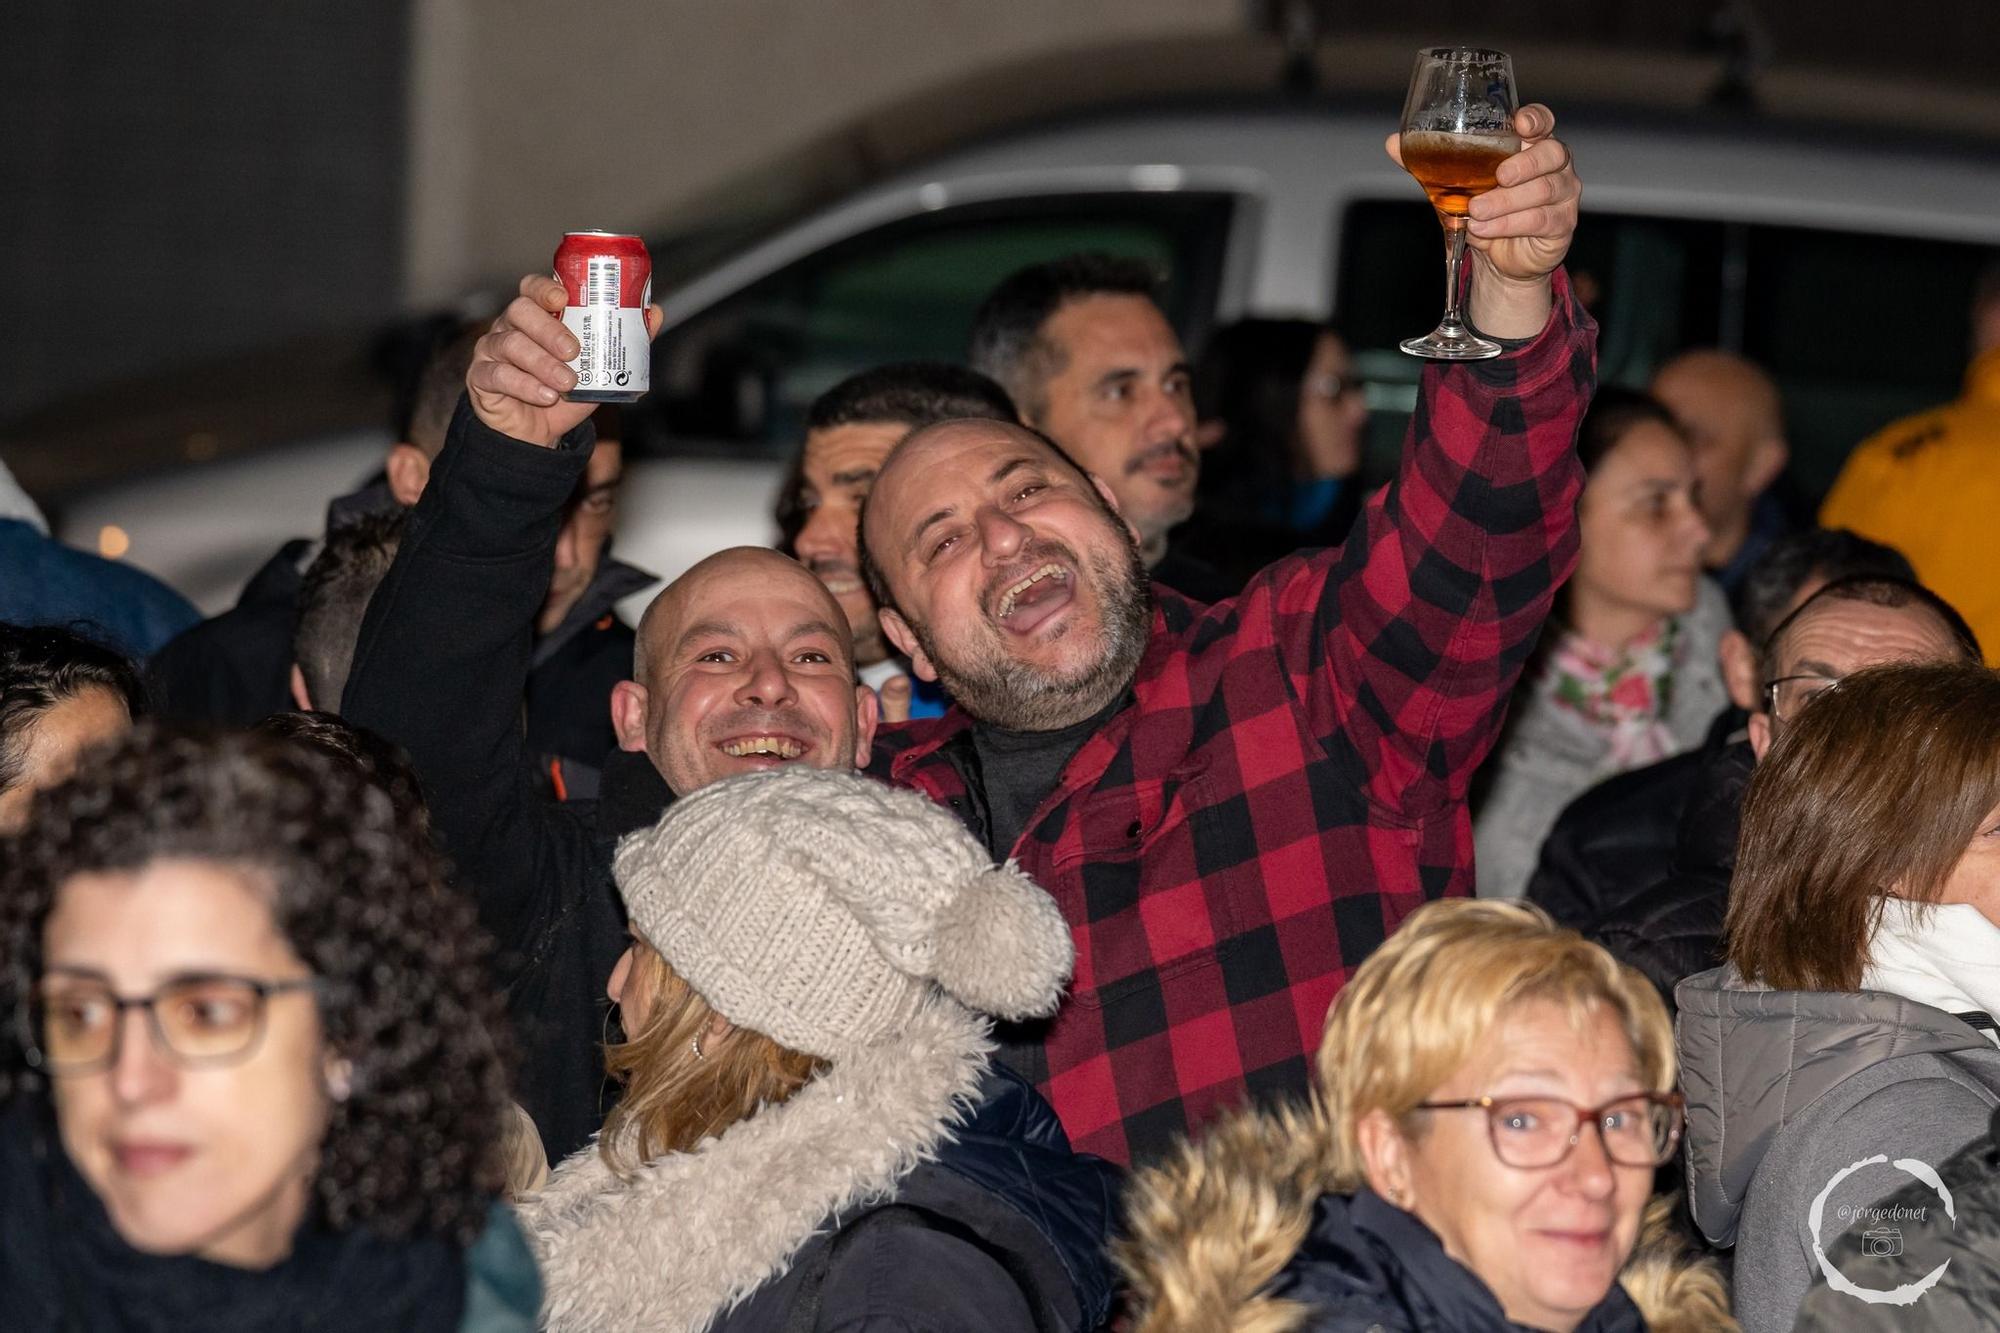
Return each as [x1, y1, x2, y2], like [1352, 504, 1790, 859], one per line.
[1317, 898, 1676, 1189]
[599, 941, 827, 1175]
[1118, 901, 1732, 1333]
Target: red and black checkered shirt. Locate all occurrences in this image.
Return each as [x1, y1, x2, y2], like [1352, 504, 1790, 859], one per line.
[870, 278, 1597, 1165]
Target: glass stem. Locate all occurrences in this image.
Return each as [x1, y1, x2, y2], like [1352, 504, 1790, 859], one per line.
[1440, 215, 1469, 334]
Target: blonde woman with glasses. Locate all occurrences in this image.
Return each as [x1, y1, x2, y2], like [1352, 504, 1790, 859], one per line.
[1120, 899, 1732, 1332]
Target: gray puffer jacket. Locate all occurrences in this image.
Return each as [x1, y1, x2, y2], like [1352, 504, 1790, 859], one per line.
[1792, 1105, 2000, 1329]
[1676, 966, 2000, 1333]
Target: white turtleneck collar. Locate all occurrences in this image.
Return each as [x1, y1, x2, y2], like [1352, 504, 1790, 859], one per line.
[1862, 897, 2000, 1047]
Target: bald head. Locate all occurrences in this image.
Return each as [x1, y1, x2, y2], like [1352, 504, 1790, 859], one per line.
[1650, 350, 1787, 569]
[614, 546, 875, 796]
[636, 546, 852, 679]
[877, 417, 1090, 498]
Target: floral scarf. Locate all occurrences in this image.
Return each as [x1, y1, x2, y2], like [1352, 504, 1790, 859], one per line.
[1544, 617, 1682, 771]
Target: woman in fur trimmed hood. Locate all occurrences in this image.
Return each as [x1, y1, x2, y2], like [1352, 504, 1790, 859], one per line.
[1118, 900, 1735, 1333]
[521, 765, 1120, 1333]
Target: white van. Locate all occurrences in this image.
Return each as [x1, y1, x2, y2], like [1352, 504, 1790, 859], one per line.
[62, 103, 2000, 616]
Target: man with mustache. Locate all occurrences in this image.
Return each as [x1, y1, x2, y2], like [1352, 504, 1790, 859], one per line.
[343, 310, 876, 1161]
[969, 254, 1237, 603]
[779, 362, 1019, 721]
[858, 105, 1590, 1165]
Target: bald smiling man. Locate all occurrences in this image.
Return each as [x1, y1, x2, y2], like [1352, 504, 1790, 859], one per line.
[344, 291, 878, 1160]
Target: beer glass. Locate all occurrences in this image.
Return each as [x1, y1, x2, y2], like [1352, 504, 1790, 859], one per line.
[1398, 48, 1520, 360]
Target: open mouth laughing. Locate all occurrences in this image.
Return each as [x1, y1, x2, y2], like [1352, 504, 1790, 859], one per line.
[990, 560, 1076, 636]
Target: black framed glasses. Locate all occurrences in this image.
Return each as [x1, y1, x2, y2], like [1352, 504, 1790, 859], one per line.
[1761, 673, 1842, 722]
[26, 972, 319, 1075]
[1417, 1092, 1685, 1169]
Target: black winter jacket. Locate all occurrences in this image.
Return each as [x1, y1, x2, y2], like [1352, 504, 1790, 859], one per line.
[1527, 709, 1751, 1005]
[344, 408, 662, 1161]
[715, 1069, 1122, 1333]
[145, 479, 649, 801]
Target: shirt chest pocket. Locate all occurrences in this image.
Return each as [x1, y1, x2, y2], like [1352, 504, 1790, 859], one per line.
[1046, 767, 1243, 1008]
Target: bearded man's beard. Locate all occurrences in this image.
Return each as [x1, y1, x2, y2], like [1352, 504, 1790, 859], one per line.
[916, 534, 1152, 732]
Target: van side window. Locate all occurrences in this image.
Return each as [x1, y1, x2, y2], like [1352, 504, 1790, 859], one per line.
[1332, 200, 1726, 489]
[630, 193, 1236, 461]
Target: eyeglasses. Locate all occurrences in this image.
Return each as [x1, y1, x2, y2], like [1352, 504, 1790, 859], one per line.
[1304, 372, 1368, 403]
[1416, 1092, 1686, 1169]
[1761, 673, 1843, 722]
[25, 972, 319, 1075]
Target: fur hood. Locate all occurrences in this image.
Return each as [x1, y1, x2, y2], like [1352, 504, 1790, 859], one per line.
[1118, 1103, 1737, 1333]
[521, 993, 990, 1333]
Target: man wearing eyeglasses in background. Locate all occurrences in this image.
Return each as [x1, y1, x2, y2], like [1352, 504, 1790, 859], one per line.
[1749, 575, 1980, 760]
[1530, 564, 1979, 1011]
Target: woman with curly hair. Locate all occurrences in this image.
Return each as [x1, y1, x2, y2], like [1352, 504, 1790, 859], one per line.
[1118, 899, 1735, 1332]
[0, 724, 540, 1331]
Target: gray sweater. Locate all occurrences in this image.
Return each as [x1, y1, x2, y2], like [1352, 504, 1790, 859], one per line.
[1677, 966, 2000, 1333]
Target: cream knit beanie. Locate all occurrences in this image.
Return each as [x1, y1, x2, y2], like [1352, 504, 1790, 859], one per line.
[612, 766, 1073, 1059]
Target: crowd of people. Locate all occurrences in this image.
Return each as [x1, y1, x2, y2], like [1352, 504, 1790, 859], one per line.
[4, 101, 2000, 1332]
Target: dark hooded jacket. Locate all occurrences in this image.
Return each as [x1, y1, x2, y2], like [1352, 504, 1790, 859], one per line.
[144, 480, 650, 800]
[718, 1068, 1122, 1333]
[1528, 710, 1752, 1005]
[523, 988, 1120, 1333]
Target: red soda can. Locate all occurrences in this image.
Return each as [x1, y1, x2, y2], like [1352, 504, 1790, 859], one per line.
[553, 231, 652, 403]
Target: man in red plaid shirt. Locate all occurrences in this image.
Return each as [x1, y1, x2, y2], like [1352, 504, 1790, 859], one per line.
[858, 104, 1592, 1165]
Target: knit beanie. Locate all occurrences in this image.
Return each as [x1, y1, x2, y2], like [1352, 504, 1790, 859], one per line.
[611, 766, 1074, 1060]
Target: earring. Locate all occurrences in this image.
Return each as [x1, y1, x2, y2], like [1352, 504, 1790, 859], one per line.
[1386, 1187, 1403, 1205]
[326, 1062, 354, 1103]
[691, 1033, 705, 1060]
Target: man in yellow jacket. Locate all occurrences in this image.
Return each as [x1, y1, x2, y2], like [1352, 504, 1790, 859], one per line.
[1821, 266, 2000, 663]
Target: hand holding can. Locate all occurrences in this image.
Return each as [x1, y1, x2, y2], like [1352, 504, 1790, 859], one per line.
[555, 231, 652, 403]
[466, 241, 661, 449]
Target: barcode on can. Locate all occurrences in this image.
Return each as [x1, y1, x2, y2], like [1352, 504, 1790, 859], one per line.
[586, 256, 621, 306]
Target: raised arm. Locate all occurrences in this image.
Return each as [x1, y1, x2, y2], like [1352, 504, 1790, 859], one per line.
[1270, 105, 1593, 821]
[343, 278, 661, 959]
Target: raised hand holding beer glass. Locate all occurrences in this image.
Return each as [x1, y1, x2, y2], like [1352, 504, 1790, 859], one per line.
[1397, 48, 1520, 360]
